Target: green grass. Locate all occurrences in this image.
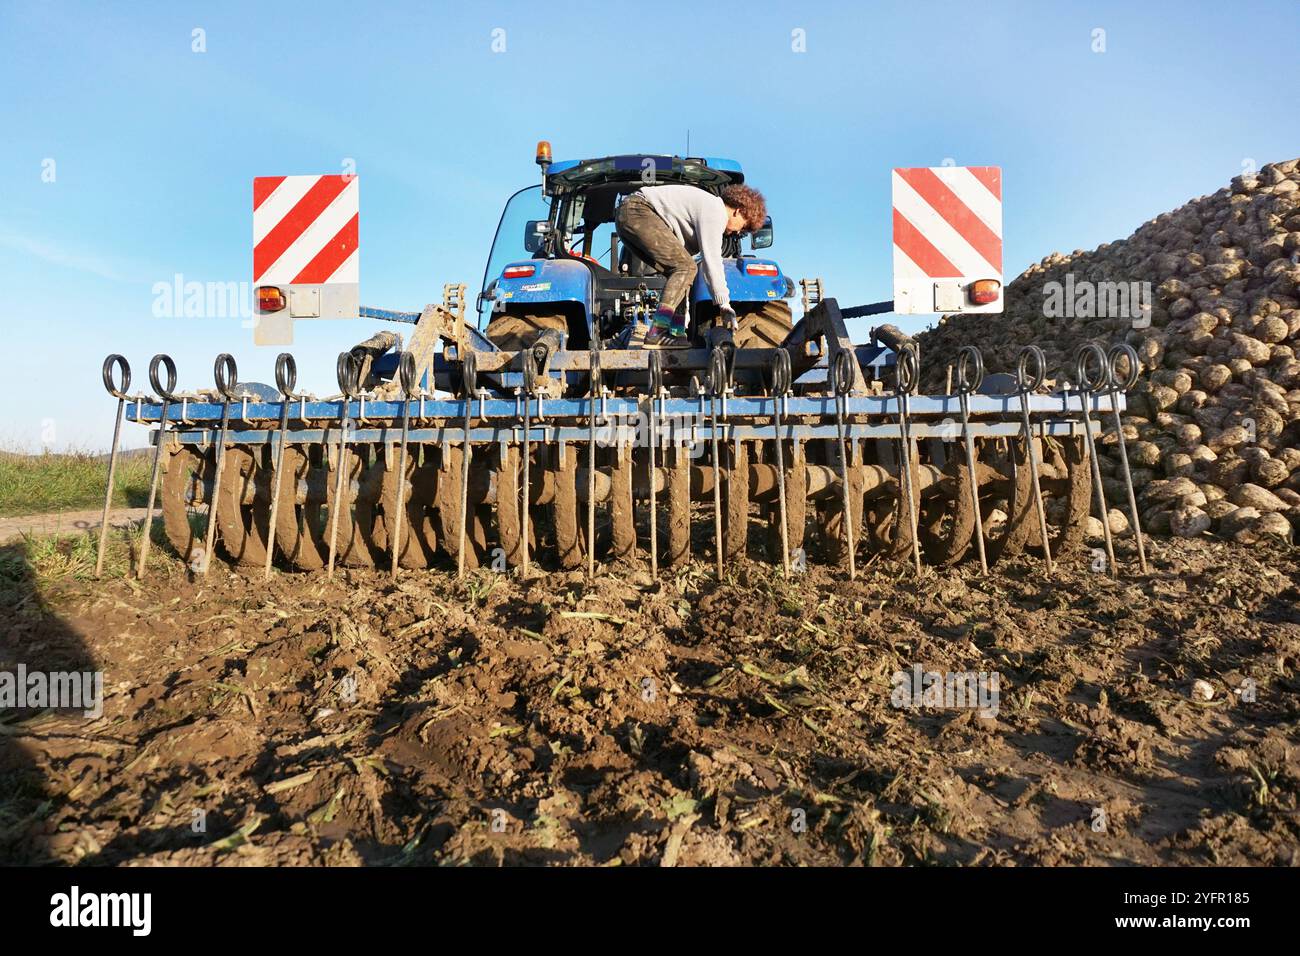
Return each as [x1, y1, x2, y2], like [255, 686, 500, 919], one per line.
[0, 449, 153, 516]
[0, 519, 173, 603]
[0, 531, 116, 589]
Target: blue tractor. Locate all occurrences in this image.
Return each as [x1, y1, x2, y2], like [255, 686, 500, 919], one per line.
[477, 146, 796, 359]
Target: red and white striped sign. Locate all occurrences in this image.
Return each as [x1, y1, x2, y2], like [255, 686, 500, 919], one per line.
[891, 166, 1002, 314]
[253, 174, 359, 285]
[251, 174, 359, 345]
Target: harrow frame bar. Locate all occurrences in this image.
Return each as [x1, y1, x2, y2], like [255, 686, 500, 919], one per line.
[149, 418, 1106, 451]
[128, 392, 1122, 430]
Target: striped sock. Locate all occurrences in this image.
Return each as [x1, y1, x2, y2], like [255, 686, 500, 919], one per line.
[652, 306, 675, 330]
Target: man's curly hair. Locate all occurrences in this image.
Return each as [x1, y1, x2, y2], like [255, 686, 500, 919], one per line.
[720, 184, 767, 232]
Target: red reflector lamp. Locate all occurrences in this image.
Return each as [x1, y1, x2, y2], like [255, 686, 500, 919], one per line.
[745, 263, 779, 276]
[969, 279, 1001, 304]
[256, 285, 286, 312]
[503, 265, 536, 279]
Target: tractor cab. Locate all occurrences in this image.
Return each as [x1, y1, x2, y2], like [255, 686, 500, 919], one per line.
[477, 145, 788, 351]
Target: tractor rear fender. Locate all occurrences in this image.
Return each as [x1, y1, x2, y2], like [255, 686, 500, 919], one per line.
[690, 258, 791, 308]
[491, 258, 592, 316]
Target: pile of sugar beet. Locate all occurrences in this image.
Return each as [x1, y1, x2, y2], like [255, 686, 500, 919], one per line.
[918, 157, 1300, 545]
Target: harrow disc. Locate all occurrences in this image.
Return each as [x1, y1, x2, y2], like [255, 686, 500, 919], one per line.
[983, 436, 1038, 565]
[665, 444, 692, 567]
[433, 444, 487, 569]
[609, 445, 635, 560]
[369, 444, 436, 569]
[215, 446, 271, 566]
[919, 439, 978, 567]
[412, 451, 441, 558]
[323, 445, 376, 568]
[161, 445, 207, 563]
[763, 438, 808, 564]
[273, 445, 327, 570]
[723, 440, 751, 561]
[815, 438, 867, 568]
[1037, 435, 1093, 556]
[861, 437, 921, 564]
[495, 445, 524, 567]
[551, 443, 581, 569]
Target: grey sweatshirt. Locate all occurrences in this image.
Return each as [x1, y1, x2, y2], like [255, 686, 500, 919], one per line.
[633, 184, 732, 311]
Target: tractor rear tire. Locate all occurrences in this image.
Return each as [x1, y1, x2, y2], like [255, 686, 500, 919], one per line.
[733, 301, 793, 350]
[485, 312, 568, 351]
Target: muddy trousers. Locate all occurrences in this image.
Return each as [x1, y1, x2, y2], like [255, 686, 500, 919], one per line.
[615, 195, 698, 318]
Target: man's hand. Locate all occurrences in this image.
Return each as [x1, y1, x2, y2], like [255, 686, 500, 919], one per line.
[719, 305, 737, 329]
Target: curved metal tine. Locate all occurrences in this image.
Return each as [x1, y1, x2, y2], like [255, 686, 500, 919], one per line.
[900, 395, 922, 576]
[1106, 344, 1148, 574]
[97, 354, 131, 578]
[895, 347, 923, 576]
[956, 347, 988, 575]
[649, 397, 658, 578]
[1075, 344, 1116, 577]
[391, 352, 416, 581]
[326, 420, 349, 580]
[457, 401, 472, 579]
[586, 349, 599, 580]
[137, 354, 178, 580]
[137, 401, 169, 580]
[457, 352, 477, 580]
[457, 400, 472, 579]
[265, 353, 297, 580]
[520, 357, 534, 576]
[771, 351, 791, 577]
[709, 348, 727, 580]
[327, 351, 358, 580]
[831, 350, 856, 580]
[1016, 346, 1054, 576]
[199, 353, 238, 576]
[647, 353, 661, 578]
[197, 396, 231, 575]
[98, 395, 128, 576]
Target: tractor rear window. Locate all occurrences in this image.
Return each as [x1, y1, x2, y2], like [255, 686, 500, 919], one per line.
[478, 185, 552, 327]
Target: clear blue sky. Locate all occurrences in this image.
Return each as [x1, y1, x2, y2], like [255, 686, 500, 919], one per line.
[1, 0, 1295, 451]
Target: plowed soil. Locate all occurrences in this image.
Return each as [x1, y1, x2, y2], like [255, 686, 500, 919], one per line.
[2, 534, 1297, 866]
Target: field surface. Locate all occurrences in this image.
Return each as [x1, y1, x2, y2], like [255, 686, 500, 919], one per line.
[1, 528, 1296, 867]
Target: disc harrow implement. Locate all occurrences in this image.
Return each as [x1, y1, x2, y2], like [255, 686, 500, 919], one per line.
[100, 300, 1139, 582]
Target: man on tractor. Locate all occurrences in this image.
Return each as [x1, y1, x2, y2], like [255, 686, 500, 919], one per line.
[615, 182, 767, 347]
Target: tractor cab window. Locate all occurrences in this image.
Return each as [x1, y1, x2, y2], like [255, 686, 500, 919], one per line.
[558, 185, 634, 272]
[478, 184, 552, 328]
[553, 183, 650, 274]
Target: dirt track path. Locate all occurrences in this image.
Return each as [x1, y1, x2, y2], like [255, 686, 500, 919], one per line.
[0, 507, 149, 544]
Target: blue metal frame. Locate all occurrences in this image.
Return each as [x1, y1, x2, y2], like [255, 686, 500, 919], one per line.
[126, 391, 1123, 426]
[358, 306, 420, 324]
[157, 418, 1100, 450]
